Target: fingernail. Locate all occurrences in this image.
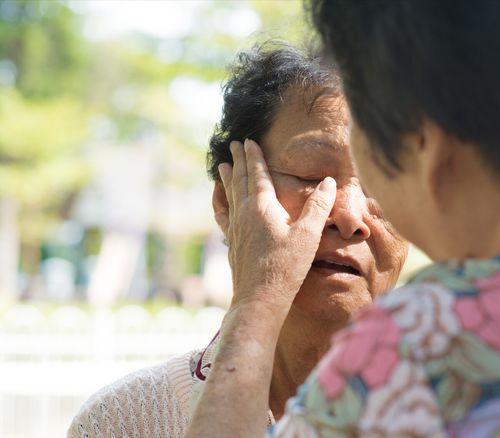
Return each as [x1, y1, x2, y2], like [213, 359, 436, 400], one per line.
[318, 177, 336, 192]
[243, 138, 251, 153]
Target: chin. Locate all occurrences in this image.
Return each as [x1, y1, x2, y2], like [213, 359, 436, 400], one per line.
[292, 272, 374, 325]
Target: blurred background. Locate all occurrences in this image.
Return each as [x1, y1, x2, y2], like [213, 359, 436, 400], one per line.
[0, 1, 430, 437]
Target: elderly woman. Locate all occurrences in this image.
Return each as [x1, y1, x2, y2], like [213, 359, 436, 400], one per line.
[186, 1, 500, 438]
[67, 43, 407, 437]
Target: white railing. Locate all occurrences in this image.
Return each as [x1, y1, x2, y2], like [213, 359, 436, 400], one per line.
[0, 304, 225, 438]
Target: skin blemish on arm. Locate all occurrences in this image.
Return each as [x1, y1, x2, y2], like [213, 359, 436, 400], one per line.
[226, 363, 237, 372]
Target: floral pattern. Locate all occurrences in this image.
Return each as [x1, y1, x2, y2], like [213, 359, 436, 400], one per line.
[360, 361, 445, 437]
[383, 283, 461, 360]
[454, 273, 500, 350]
[317, 304, 400, 399]
[268, 256, 500, 437]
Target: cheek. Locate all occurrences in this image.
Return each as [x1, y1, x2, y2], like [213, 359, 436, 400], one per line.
[350, 138, 405, 234]
[352, 149, 403, 236]
[367, 218, 409, 292]
[370, 185, 411, 245]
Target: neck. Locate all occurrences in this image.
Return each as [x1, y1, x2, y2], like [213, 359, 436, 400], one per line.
[268, 306, 344, 420]
[466, 173, 500, 258]
[436, 145, 500, 261]
[448, 183, 500, 261]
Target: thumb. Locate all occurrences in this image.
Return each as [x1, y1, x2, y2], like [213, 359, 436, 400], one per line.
[295, 177, 336, 236]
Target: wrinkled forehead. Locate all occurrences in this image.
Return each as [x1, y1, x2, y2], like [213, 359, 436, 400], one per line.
[281, 84, 348, 118]
[262, 85, 350, 163]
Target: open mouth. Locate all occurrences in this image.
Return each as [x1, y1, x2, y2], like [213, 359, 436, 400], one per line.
[311, 259, 360, 276]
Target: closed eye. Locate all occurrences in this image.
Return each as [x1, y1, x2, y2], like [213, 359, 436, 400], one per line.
[295, 176, 323, 185]
[269, 169, 324, 187]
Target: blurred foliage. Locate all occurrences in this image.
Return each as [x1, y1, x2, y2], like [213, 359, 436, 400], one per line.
[250, 0, 312, 44]
[0, 0, 312, 293]
[0, 89, 88, 203]
[0, 0, 89, 97]
[183, 235, 205, 276]
[0, 0, 90, 277]
[0, 0, 90, 281]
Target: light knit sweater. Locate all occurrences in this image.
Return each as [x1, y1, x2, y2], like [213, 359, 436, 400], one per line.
[68, 333, 274, 437]
[67, 349, 200, 438]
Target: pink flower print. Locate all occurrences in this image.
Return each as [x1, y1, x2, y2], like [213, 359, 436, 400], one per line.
[317, 353, 345, 400]
[317, 304, 400, 400]
[454, 273, 500, 350]
[361, 361, 445, 437]
[474, 272, 500, 293]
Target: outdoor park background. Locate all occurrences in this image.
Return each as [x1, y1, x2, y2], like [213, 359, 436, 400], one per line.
[0, 1, 430, 437]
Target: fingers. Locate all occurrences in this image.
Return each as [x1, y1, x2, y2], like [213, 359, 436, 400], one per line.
[295, 177, 337, 236]
[226, 138, 276, 202]
[244, 139, 276, 198]
[230, 141, 248, 201]
[218, 162, 233, 211]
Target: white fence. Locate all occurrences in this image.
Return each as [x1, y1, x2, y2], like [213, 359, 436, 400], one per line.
[0, 304, 226, 438]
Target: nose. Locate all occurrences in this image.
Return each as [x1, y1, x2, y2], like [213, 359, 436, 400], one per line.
[325, 183, 371, 240]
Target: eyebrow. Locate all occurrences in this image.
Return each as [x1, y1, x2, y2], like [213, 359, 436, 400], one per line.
[284, 136, 343, 157]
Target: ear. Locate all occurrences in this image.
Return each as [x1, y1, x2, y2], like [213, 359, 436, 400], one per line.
[413, 120, 455, 212]
[212, 180, 230, 235]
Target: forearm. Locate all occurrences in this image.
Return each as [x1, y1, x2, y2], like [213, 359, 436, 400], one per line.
[185, 141, 335, 437]
[185, 298, 290, 438]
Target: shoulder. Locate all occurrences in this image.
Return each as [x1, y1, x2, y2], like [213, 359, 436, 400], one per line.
[280, 284, 454, 437]
[67, 349, 200, 438]
[376, 280, 462, 360]
[302, 275, 500, 435]
[274, 264, 500, 437]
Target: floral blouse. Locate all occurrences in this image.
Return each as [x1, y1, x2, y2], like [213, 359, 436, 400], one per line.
[268, 256, 500, 437]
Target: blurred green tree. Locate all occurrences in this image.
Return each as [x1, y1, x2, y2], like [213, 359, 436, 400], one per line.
[0, 0, 89, 97]
[0, 0, 90, 297]
[61, 1, 312, 295]
[0, 0, 314, 301]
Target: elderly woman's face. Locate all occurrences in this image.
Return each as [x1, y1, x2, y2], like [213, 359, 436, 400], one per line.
[260, 87, 408, 324]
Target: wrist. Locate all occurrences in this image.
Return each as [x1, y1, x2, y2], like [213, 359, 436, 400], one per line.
[215, 298, 289, 363]
[228, 294, 291, 332]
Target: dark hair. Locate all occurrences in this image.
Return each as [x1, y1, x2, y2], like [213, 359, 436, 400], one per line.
[310, 0, 500, 174]
[207, 41, 340, 180]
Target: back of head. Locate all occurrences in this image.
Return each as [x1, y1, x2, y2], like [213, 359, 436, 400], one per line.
[207, 41, 340, 180]
[310, 0, 500, 175]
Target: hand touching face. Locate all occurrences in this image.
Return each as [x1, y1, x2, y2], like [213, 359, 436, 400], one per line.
[218, 138, 336, 312]
[260, 88, 408, 323]
[212, 87, 408, 325]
